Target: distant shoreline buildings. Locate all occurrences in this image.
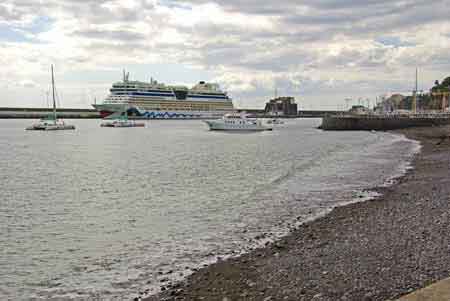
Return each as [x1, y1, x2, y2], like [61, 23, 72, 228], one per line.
[264, 97, 298, 116]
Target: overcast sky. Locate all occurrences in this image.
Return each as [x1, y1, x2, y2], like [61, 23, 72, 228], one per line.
[1, 0, 449, 109]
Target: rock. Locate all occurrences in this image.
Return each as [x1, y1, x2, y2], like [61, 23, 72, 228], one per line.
[363, 291, 376, 300]
[275, 243, 285, 249]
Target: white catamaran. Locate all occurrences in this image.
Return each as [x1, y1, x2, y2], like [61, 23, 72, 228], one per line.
[26, 65, 75, 131]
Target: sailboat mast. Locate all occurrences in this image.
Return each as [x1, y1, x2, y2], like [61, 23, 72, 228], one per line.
[412, 68, 418, 113]
[51, 64, 57, 120]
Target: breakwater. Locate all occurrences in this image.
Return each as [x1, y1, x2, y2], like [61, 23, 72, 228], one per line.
[320, 114, 450, 130]
[0, 107, 343, 119]
[0, 107, 100, 119]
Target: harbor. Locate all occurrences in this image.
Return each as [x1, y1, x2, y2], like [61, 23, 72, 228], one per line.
[0, 118, 421, 300]
[2, 0, 450, 299]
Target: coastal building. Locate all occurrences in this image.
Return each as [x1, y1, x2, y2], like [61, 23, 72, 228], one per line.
[349, 105, 372, 115]
[264, 97, 298, 116]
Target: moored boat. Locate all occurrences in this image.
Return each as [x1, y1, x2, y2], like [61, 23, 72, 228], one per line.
[26, 116, 75, 130]
[100, 115, 145, 128]
[26, 65, 75, 131]
[204, 113, 273, 131]
[265, 118, 284, 125]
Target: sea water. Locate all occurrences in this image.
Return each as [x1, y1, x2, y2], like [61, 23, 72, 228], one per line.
[0, 119, 419, 300]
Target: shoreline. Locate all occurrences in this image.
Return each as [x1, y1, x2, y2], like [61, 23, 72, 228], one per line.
[144, 126, 450, 301]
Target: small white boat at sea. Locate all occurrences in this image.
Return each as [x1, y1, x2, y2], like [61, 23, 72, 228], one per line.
[265, 118, 284, 125]
[26, 65, 75, 131]
[100, 115, 145, 128]
[26, 116, 75, 131]
[204, 113, 273, 131]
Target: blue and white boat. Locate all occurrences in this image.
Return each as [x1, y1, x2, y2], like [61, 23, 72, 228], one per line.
[93, 71, 235, 119]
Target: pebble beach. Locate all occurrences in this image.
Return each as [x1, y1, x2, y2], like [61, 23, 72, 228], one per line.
[145, 126, 450, 301]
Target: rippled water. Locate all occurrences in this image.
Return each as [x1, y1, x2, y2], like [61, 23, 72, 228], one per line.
[0, 119, 419, 300]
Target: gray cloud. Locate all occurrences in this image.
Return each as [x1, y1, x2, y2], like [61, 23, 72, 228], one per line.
[1, 0, 450, 108]
[72, 29, 146, 41]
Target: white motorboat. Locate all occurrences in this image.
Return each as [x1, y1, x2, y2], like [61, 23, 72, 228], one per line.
[265, 118, 284, 125]
[26, 65, 75, 131]
[100, 115, 145, 128]
[204, 113, 273, 131]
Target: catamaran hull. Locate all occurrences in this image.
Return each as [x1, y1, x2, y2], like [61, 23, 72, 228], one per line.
[26, 125, 76, 131]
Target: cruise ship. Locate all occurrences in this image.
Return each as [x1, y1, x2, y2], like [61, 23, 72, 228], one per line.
[93, 71, 235, 119]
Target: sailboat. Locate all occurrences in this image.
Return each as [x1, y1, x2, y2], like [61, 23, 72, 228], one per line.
[26, 65, 75, 131]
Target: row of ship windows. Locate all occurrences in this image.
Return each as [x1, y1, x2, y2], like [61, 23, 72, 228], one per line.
[146, 107, 232, 111]
[111, 88, 225, 96]
[130, 102, 233, 108]
[225, 120, 253, 124]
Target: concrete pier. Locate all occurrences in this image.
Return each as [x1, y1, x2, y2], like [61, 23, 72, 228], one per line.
[0, 107, 100, 119]
[320, 114, 450, 130]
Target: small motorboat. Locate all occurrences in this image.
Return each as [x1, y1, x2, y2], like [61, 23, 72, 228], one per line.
[100, 115, 145, 128]
[204, 113, 272, 131]
[265, 118, 284, 125]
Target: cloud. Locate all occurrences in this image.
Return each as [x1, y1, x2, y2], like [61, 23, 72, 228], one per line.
[0, 0, 449, 109]
[18, 79, 38, 88]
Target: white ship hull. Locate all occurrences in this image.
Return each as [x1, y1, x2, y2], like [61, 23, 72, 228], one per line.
[26, 120, 75, 131]
[204, 120, 273, 131]
[93, 104, 230, 119]
[92, 73, 234, 119]
[100, 118, 145, 127]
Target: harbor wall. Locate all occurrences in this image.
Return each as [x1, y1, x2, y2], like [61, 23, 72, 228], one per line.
[0, 107, 100, 119]
[320, 114, 450, 130]
[0, 107, 343, 119]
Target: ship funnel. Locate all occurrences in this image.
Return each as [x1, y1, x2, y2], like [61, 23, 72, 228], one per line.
[123, 70, 130, 82]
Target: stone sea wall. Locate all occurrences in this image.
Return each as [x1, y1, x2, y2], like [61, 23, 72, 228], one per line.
[320, 115, 450, 130]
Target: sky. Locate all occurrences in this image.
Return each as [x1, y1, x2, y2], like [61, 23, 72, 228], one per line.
[1, 0, 449, 110]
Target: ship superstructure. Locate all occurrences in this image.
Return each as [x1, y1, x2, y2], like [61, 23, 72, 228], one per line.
[93, 71, 234, 119]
